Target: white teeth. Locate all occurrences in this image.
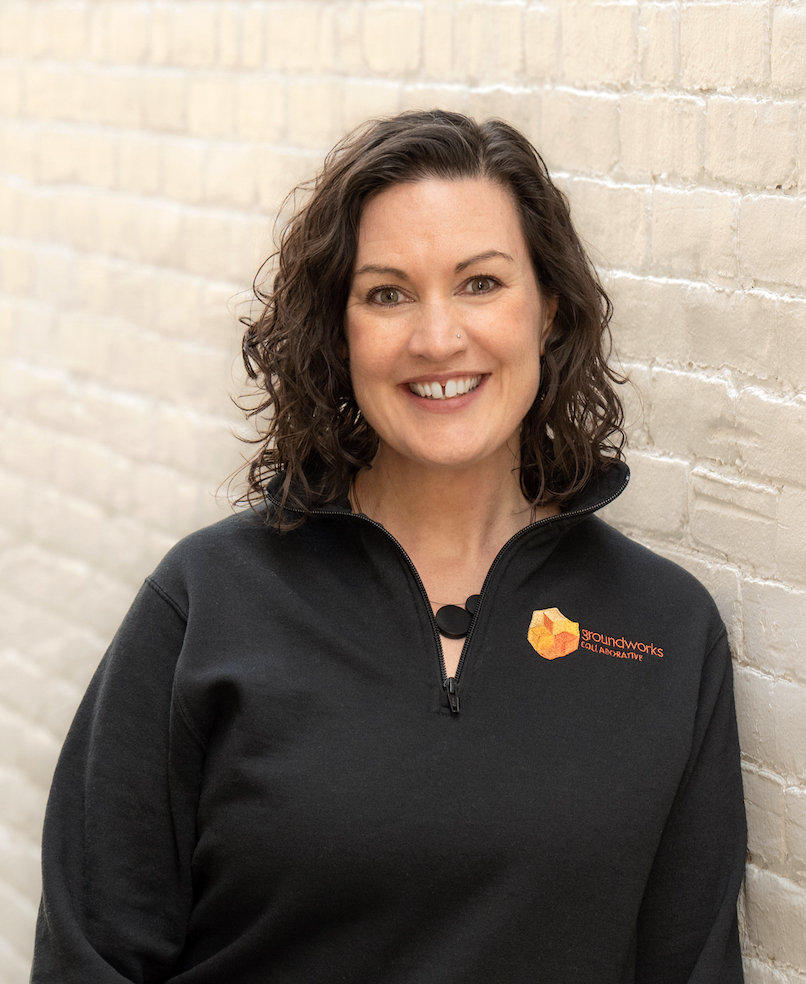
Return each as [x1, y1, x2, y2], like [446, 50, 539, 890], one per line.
[409, 375, 482, 400]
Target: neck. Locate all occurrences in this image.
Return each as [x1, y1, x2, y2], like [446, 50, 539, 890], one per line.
[351, 447, 549, 567]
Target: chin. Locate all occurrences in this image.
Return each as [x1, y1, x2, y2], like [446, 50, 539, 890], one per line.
[404, 444, 503, 472]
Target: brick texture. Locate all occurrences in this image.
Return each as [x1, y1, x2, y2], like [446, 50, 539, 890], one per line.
[1, 2, 804, 983]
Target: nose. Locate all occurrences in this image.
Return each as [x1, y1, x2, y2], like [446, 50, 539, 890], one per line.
[407, 298, 466, 361]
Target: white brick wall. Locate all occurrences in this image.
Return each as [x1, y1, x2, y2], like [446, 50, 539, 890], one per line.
[0, 2, 803, 981]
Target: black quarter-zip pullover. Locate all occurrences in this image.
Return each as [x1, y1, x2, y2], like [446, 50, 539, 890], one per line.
[32, 462, 746, 983]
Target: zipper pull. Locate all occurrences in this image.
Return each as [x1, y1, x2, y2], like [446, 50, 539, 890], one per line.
[444, 677, 460, 714]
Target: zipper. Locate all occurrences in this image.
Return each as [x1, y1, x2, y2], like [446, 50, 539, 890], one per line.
[444, 677, 460, 714]
[266, 470, 629, 716]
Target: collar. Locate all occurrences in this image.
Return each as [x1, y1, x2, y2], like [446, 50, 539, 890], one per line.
[264, 460, 630, 525]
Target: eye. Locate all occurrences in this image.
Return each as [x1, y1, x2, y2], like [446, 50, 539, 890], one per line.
[465, 276, 499, 295]
[369, 287, 403, 305]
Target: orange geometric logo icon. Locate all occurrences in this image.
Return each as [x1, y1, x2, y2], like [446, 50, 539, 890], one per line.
[528, 607, 580, 660]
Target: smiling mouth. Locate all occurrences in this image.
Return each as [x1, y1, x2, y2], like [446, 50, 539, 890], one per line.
[408, 375, 482, 400]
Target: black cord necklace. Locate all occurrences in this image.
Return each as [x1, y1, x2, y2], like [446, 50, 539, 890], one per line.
[432, 594, 481, 639]
[350, 481, 481, 640]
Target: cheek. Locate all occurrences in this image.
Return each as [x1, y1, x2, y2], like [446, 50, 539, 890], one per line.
[498, 316, 544, 375]
[345, 317, 402, 381]
[346, 344, 384, 395]
[513, 364, 543, 419]
[506, 323, 544, 410]
[343, 319, 370, 383]
[344, 332, 393, 418]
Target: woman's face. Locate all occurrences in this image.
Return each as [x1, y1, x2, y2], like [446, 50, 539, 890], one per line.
[344, 177, 557, 476]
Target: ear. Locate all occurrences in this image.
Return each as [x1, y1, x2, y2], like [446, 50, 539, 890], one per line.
[540, 295, 559, 355]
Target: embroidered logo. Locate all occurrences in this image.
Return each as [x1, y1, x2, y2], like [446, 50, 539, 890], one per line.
[527, 608, 665, 662]
[527, 607, 580, 660]
[579, 629, 663, 660]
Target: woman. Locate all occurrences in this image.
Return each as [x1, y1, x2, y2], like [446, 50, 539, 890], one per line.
[32, 110, 746, 983]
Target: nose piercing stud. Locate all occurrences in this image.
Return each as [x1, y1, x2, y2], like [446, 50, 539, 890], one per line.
[457, 334, 461, 338]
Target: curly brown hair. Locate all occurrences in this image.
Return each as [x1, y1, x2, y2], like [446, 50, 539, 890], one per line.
[240, 109, 625, 528]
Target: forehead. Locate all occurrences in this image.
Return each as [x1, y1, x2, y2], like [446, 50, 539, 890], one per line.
[354, 178, 528, 261]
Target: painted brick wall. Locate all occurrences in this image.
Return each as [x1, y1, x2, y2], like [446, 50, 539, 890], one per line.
[0, 1, 804, 980]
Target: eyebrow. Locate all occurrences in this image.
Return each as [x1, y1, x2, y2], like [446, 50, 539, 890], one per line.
[353, 250, 515, 281]
[454, 250, 514, 272]
[352, 263, 409, 280]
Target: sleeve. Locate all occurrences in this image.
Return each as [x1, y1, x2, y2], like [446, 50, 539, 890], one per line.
[30, 578, 206, 984]
[636, 630, 747, 984]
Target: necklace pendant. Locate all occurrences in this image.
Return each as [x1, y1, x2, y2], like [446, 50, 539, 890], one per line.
[435, 604, 472, 639]
[434, 595, 480, 639]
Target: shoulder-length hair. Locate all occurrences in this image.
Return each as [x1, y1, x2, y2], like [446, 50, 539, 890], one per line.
[240, 109, 625, 529]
